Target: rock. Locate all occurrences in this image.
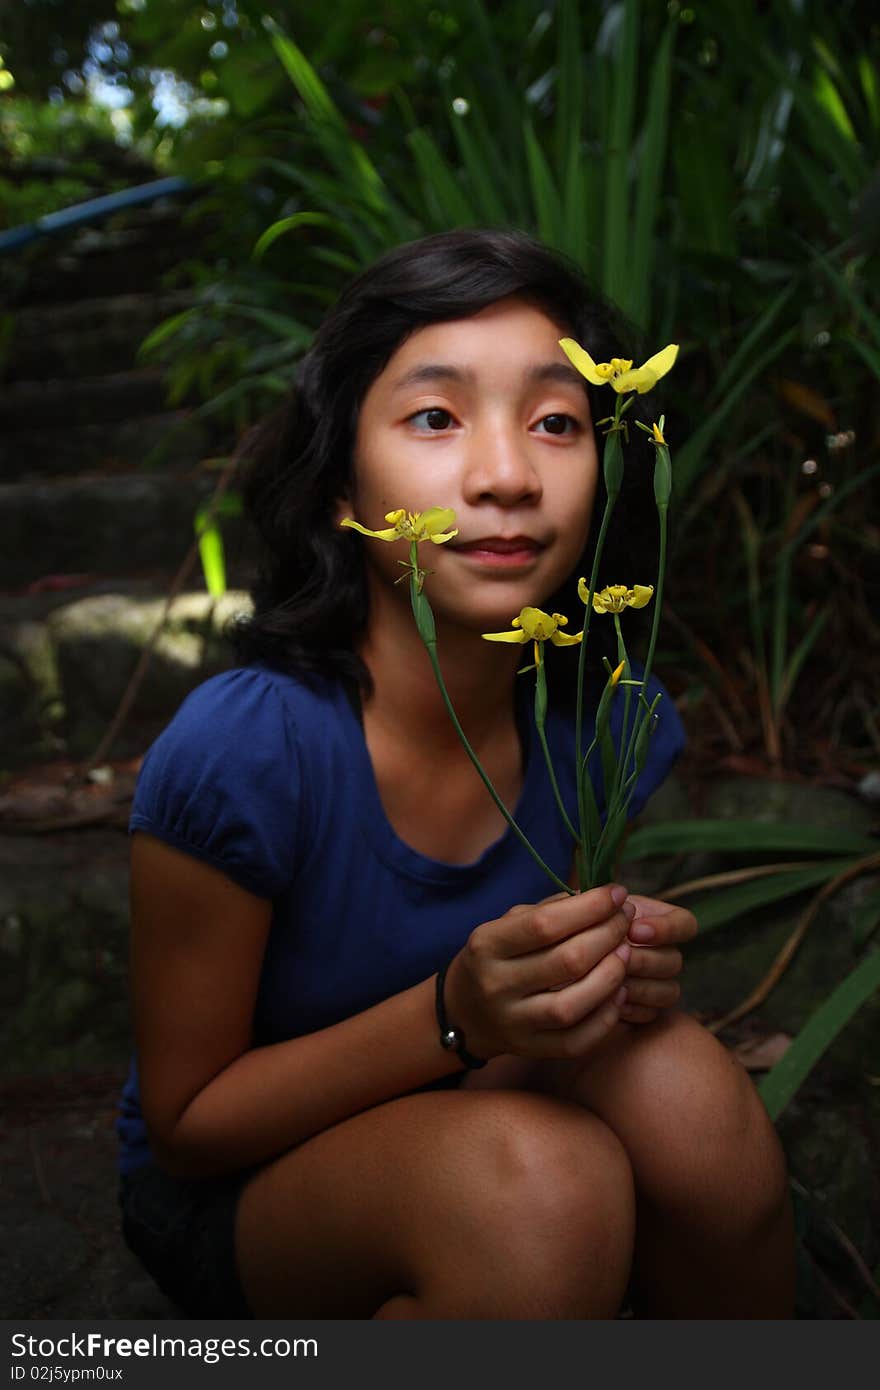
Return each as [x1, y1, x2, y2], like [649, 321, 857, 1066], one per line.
[48, 589, 252, 753]
[0, 831, 132, 1073]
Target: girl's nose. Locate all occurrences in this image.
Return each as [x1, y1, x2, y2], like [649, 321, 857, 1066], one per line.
[461, 423, 543, 506]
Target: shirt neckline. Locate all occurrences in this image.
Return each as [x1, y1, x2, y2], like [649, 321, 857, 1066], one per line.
[335, 678, 544, 885]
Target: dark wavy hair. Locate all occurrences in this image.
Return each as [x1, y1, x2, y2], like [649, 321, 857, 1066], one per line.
[234, 228, 662, 707]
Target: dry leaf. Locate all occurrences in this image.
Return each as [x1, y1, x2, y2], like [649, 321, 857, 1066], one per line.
[733, 1032, 793, 1071]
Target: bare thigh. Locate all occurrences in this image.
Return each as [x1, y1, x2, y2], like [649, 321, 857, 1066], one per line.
[235, 1087, 635, 1319]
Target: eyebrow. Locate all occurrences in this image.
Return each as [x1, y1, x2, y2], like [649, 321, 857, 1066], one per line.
[389, 362, 587, 393]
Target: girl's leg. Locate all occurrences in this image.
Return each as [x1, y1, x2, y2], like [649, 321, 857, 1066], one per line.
[235, 1088, 635, 1319]
[544, 1011, 796, 1318]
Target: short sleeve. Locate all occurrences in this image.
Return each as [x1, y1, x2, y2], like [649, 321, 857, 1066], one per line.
[617, 666, 686, 820]
[129, 667, 302, 898]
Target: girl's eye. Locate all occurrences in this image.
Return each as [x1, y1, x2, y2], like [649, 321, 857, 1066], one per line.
[409, 408, 455, 431]
[536, 413, 577, 436]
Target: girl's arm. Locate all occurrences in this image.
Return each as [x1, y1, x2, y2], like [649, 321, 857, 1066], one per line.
[132, 833, 466, 1178]
[132, 834, 634, 1178]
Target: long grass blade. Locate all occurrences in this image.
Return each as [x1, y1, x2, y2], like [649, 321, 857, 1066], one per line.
[775, 606, 831, 720]
[523, 119, 562, 247]
[623, 819, 877, 858]
[675, 327, 798, 497]
[449, 105, 509, 225]
[252, 211, 336, 260]
[682, 861, 857, 935]
[628, 20, 675, 329]
[553, 0, 581, 178]
[603, 0, 640, 306]
[406, 128, 476, 227]
[758, 950, 880, 1119]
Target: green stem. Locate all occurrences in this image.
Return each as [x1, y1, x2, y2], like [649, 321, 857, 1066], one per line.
[609, 614, 634, 807]
[409, 562, 574, 896]
[574, 492, 619, 886]
[535, 662, 580, 842]
[640, 501, 668, 693]
[574, 399, 625, 889]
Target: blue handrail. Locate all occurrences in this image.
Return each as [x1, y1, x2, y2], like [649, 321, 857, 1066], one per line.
[0, 175, 193, 254]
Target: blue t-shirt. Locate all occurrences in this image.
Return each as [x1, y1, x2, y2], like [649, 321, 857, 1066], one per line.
[117, 662, 685, 1172]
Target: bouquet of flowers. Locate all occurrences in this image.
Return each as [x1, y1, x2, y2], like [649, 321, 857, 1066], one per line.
[343, 336, 677, 893]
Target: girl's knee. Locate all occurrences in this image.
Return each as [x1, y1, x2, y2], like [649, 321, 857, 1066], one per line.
[460, 1095, 635, 1315]
[626, 1014, 789, 1231]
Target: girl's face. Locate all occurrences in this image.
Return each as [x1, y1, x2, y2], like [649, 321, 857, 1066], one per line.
[345, 296, 599, 635]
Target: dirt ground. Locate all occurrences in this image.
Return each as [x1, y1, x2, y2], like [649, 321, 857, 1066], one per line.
[1, 1072, 176, 1319]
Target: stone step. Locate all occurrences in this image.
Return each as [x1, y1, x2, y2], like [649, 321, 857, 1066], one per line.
[0, 588, 252, 769]
[10, 198, 209, 306]
[4, 290, 194, 383]
[0, 412, 211, 481]
[0, 369, 171, 430]
[0, 471, 250, 590]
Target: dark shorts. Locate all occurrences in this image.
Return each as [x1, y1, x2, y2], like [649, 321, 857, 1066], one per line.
[119, 1163, 254, 1318]
[119, 1072, 465, 1318]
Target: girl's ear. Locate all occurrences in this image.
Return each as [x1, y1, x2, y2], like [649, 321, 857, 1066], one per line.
[333, 492, 353, 527]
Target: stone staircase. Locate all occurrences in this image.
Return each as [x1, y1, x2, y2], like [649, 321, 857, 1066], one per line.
[0, 193, 252, 772]
[0, 181, 259, 1316]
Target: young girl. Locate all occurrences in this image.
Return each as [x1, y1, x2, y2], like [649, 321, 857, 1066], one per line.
[117, 229, 795, 1319]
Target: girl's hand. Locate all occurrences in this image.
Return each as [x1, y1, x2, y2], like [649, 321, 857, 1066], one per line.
[443, 884, 636, 1062]
[618, 894, 698, 1024]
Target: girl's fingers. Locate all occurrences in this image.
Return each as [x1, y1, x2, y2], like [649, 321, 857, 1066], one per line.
[495, 884, 631, 958]
[520, 949, 627, 1032]
[618, 1003, 661, 1024]
[624, 945, 683, 980]
[527, 992, 625, 1059]
[622, 976, 680, 1010]
[626, 901, 698, 947]
[506, 911, 632, 992]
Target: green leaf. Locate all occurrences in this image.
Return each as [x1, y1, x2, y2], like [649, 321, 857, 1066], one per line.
[553, 0, 581, 179]
[523, 119, 562, 247]
[449, 104, 508, 225]
[623, 819, 877, 859]
[627, 20, 674, 328]
[138, 309, 197, 359]
[603, 0, 640, 305]
[675, 323, 798, 498]
[406, 128, 476, 227]
[269, 30, 344, 131]
[684, 861, 859, 936]
[759, 950, 880, 1119]
[813, 68, 857, 144]
[253, 211, 336, 260]
[195, 521, 226, 597]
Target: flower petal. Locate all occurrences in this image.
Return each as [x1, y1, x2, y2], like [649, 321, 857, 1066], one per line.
[427, 529, 459, 544]
[628, 585, 654, 608]
[481, 629, 529, 644]
[558, 338, 605, 386]
[640, 343, 678, 380]
[419, 506, 458, 537]
[549, 630, 583, 646]
[340, 518, 400, 541]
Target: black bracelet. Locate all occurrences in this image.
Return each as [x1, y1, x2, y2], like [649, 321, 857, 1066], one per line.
[435, 962, 487, 1070]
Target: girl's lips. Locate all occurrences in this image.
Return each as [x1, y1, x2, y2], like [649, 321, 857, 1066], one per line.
[454, 538, 543, 566]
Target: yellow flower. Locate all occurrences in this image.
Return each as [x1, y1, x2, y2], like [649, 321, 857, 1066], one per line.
[340, 506, 458, 544]
[610, 659, 626, 686]
[651, 421, 666, 445]
[581, 582, 654, 614]
[559, 338, 678, 395]
[482, 606, 582, 667]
